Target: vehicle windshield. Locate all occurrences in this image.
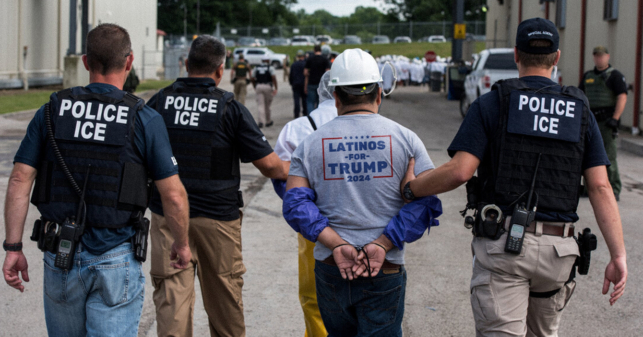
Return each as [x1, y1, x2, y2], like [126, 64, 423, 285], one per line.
[292, 38, 307, 42]
[483, 53, 518, 70]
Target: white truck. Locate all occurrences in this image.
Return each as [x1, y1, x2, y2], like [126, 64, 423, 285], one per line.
[460, 48, 560, 117]
[233, 47, 288, 69]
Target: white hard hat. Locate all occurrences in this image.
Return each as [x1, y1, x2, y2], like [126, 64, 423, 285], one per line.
[328, 49, 381, 87]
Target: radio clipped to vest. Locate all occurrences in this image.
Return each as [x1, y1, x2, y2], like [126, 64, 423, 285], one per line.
[504, 153, 541, 254]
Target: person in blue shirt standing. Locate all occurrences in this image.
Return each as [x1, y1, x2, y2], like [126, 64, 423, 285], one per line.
[289, 50, 308, 118]
[146, 35, 289, 337]
[1, 24, 192, 337]
[405, 18, 627, 336]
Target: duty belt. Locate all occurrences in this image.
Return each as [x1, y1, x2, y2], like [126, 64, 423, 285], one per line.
[504, 217, 575, 237]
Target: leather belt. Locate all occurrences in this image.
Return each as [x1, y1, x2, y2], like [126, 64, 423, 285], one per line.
[504, 217, 575, 238]
[321, 256, 402, 271]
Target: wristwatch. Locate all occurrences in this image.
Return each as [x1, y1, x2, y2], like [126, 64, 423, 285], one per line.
[3, 240, 23, 252]
[403, 181, 415, 201]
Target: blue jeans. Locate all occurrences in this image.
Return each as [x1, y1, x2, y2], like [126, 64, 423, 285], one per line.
[314, 261, 406, 337]
[43, 242, 145, 337]
[306, 84, 320, 114]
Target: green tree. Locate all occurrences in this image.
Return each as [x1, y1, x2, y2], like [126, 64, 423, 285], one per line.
[379, 0, 486, 22]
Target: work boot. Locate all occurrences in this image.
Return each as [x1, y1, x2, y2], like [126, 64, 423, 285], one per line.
[266, 121, 274, 127]
[258, 123, 264, 128]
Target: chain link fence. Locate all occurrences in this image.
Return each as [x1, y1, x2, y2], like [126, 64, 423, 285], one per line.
[165, 20, 486, 45]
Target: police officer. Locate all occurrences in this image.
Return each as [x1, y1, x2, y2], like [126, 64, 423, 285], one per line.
[231, 53, 251, 105]
[289, 50, 308, 118]
[579, 46, 627, 201]
[146, 35, 289, 337]
[252, 55, 278, 128]
[283, 49, 438, 336]
[405, 18, 627, 336]
[2, 23, 192, 336]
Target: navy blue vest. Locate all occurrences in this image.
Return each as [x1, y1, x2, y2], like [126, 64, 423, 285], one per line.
[31, 87, 149, 228]
[254, 64, 273, 85]
[154, 81, 239, 198]
[480, 79, 590, 214]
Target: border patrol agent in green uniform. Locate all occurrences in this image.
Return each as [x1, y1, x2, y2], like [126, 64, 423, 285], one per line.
[579, 46, 628, 201]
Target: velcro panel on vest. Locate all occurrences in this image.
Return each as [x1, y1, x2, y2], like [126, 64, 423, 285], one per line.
[54, 95, 133, 146]
[118, 162, 149, 209]
[31, 161, 53, 205]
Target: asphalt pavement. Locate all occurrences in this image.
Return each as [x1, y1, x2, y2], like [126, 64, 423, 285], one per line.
[1, 71, 642, 336]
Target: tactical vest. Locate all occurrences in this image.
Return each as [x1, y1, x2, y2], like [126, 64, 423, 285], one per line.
[31, 87, 149, 228]
[583, 67, 616, 111]
[234, 61, 249, 78]
[155, 81, 239, 198]
[254, 64, 273, 85]
[479, 79, 590, 214]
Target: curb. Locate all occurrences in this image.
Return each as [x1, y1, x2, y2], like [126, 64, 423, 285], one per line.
[621, 137, 643, 157]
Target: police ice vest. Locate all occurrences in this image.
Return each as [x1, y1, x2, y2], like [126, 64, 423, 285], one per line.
[31, 87, 149, 228]
[254, 64, 273, 85]
[583, 67, 616, 111]
[155, 81, 239, 198]
[480, 78, 590, 214]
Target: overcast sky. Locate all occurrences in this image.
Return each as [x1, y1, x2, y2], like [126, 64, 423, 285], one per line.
[291, 0, 387, 17]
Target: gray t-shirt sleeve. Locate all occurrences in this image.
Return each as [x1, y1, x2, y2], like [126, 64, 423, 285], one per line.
[289, 144, 308, 178]
[409, 132, 434, 175]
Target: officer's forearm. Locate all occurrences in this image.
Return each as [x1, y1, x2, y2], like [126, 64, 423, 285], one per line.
[613, 94, 627, 120]
[410, 151, 479, 198]
[253, 152, 289, 180]
[4, 163, 36, 243]
[156, 176, 190, 247]
[585, 166, 626, 260]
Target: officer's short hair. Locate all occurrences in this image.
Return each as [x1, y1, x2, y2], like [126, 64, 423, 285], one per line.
[335, 85, 379, 106]
[239, 54, 245, 60]
[314, 45, 322, 52]
[187, 35, 226, 75]
[86, 24, 131, 75]
[517, 40, 558, 69]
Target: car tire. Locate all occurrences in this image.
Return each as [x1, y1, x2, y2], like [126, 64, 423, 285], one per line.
[460, 97, 470, 118]
[271, 61, 281, 69]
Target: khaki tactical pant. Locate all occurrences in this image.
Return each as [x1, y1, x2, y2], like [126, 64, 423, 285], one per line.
[255, 83, 273, 125]
[233, 79, 248, 106]
[470, 228, 579, 337]
[150, 213, 246, 337]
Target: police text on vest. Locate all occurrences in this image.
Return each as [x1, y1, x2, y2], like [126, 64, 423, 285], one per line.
[517, 95, 576, 135]
[164, 96, 218, 127]
[59, 99, 128, 141]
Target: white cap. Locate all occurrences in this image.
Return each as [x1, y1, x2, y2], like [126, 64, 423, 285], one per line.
[328, 49, 381, 87]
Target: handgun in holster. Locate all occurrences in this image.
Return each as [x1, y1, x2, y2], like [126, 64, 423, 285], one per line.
[131, 211, 150, 262]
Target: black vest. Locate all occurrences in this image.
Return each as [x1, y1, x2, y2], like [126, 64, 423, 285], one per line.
[31, 87, 149, 228]
[480, 79, 590, 214]
[155, 81, 239, 198]
[254, 64, 273, 84]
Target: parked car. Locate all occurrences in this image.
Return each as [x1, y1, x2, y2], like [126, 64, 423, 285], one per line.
[428, 35, 447, 43]
[256, 39, 267, 46]
[393, 36, 412, 43]
[233, 47, 288, 68]
[315, 35, 333, 45]
[291, 35, 315, 46]
[372, 35, 390, 44]
[460, 48, 560, 117]
[268, 37, 290, 46]
[224, 39, 236, 48]
[238, 37, 260, 46]
[343, 35, 362, 45]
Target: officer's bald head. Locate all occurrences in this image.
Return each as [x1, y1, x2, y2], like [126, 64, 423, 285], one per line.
[187, 35, 226, 76]
[86, 24, 132, 75]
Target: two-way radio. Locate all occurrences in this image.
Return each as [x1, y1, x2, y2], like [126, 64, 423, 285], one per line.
[505, 154, 541, 254]
[54, 166, 90, 270]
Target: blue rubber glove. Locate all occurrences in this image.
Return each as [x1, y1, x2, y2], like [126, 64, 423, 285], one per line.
[271, 179, 287, 200]
[383, 196, 443, 250]
[282, 187, 329, 242]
